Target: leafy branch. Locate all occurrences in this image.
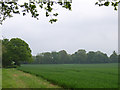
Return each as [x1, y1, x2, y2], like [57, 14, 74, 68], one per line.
[0, 0, 72, 24]
[95, 0, 120, 10]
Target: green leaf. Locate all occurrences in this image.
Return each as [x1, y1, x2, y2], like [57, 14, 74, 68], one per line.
[36, 14, 39, 16]
[39, 5, 43, 8]
[15, 6, 18, 9]
[31, 5, 36, 9]
[104, 2, 110, 6]
[23, 13, 26, 16]
[114, 7, 117, 10]
[13, 11, 20, 14]
[95, 2, 98, 5]
[46, 12, 49, 17]
[53, 13, 58, 16]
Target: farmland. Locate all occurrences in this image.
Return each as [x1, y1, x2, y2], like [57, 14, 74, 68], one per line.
[18, 63, 118, 88]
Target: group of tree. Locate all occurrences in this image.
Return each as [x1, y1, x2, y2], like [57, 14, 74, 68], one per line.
[1, 0, 119, 67]
[30, 49, 118, 64]
[2, 38, 33, 68]
[1, 38, 119, 67]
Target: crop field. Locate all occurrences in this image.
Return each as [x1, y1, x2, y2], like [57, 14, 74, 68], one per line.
[18, 63, 118, 88]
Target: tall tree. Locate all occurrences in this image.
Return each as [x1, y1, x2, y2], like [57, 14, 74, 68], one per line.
[43, 52, 53, 64]
[58, 50, 70, 64]
[87, 51, 109, 63]
[109, 51, 118, 63]
[94, 51, 109, 63]
[87, 51, 96, 63]
[2, 38, 33, 67]
[36, 53, 44, 64]
[72, 49, 87, 64]
[2, 39, 12, 67]
[51, 51, 59, 64]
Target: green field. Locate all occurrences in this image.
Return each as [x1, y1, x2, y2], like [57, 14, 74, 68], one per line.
[17, 63, 118, 88]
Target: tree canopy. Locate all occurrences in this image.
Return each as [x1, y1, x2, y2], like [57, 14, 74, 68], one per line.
[109, 51, 118, 63]
[2, 38, 33, 67]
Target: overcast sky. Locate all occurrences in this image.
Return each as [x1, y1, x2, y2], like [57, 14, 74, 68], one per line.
[0, 0, 118, 56]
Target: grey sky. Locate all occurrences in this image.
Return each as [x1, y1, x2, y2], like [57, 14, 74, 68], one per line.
[0, 0, 118, 56]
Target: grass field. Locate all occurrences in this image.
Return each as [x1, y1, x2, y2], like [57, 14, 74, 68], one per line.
[2, 68, 60, 88]
[0, 69, 2, 89]
[17, 63, 118, 88]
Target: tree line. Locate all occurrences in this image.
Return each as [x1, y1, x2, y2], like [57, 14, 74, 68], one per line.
[1, 38, 119, 68]
[29, 50, 118, 64]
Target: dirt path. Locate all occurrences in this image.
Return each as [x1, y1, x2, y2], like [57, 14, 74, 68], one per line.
[2, 68, 61, 88]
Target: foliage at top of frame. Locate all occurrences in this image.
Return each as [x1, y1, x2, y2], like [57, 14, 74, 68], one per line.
[0, 0, 72, 24]
[95, 0, 120, 10]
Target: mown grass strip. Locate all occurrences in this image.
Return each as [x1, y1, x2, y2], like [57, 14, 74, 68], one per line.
[2, 68, 61, 88]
